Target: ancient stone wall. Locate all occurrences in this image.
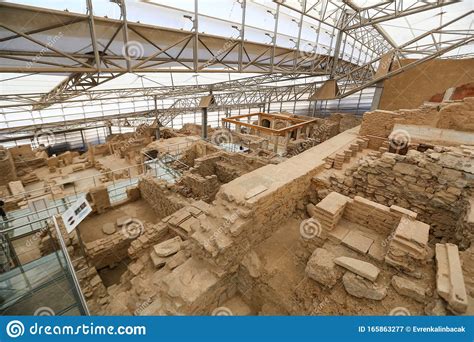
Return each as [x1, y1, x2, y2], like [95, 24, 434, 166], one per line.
[337, 114, 363, 133]
[189, 157, 326, 270]
[343, 197, 407, 236]
[359, 110, 403, 139]
[179, 141, 220, 167]
[359, 98, 474, 146]
[0, 147, 17, 186]
[435, 98, 474, 132]
[128, 222, 171, 260]
[456, 199, 474, 250]
[139, 176, 191, 218]
[84, 230, 134, 269]
[321, 149, 473, 247]
[178, 149, 269, 202]
[180, 173, 220, 201]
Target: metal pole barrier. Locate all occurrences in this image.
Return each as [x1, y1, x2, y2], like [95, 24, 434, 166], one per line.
[52, 216, 90, 316]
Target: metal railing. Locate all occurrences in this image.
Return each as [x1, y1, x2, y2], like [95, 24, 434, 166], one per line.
[1, 156, 186, 238]
[0, 217, 89, 315]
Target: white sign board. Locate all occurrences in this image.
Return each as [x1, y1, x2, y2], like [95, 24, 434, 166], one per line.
[61, 197, 92, 233]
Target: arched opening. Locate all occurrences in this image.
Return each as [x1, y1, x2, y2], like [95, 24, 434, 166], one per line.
[261, 119, 271, 128]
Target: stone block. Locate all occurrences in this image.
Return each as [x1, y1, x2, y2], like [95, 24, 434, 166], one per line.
[342, 272, 387, 300]
[166, 251, 188, 270]
[305, 248, 343, 288]
[241, 250, 263, 278]
[161, 258, 219, 305]
[128, 261, 144, 276]
[327, 223, 350, 243]
[391, 275, 426, 303]
[368, 241, 386, 262]
[153, 236, 182, 257]
[150, 251, 167, 268]
[342, 230, 374, 254]
[435, 243, 468, 314]
[334, 256, 380, 281]
[102, 223, 116, 235]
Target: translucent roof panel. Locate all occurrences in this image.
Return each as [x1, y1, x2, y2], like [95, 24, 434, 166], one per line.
[379, 1, 473, 56]
[0, 74, 67, 95]
[0, 0, 471, 97]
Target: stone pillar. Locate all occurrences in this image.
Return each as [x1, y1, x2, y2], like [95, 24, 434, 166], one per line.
[201, 108, 208, 139]
[296, 128, 302, 140]
[284, 132, 291, 153]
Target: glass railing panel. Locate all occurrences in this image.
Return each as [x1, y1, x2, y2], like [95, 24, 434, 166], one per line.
[0, 252, 71, 314]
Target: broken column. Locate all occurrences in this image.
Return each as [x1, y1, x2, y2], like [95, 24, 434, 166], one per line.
[435, 243, 468, 314]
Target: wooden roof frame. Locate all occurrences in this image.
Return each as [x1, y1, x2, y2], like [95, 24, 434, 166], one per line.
[222, 112, 318, 136]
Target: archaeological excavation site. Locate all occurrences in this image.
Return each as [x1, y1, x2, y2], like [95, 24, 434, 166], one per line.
[0, 0, 473, 320]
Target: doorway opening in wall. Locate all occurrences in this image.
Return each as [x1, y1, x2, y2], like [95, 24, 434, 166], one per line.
[261, 119, 271, 128]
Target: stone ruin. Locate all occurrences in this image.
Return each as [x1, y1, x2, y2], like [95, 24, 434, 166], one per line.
[37, 97, 474, 317]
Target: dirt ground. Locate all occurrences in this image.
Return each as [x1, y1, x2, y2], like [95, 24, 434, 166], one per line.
[78, 199, 159, 243]
[254, 213, 434, 315]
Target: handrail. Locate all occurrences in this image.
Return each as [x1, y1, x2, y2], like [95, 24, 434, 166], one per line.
[162, 152, 190, 170]
[1, 161, 176, 236]
[52, 216, 90, 316]
[2, 158, 148, 203]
